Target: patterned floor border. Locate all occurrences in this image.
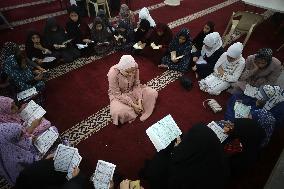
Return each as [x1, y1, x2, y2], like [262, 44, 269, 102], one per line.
[60, 0, 240, 145]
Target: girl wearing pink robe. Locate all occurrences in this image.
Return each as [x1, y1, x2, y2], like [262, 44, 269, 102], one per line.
[108, 55, 158, 125]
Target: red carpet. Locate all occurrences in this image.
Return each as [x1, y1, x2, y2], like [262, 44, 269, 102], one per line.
[1, 0, 284, 188]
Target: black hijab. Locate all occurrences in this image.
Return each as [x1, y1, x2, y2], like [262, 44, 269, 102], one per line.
[25, 30, 45, 59]
[167, 123, 229, 189]
[44, 17, 67, 47]
[66, 5, 82, 41]
[193, 21, 215, 51]
[134, 19, 151, 42]
[229, 118, 265, 176]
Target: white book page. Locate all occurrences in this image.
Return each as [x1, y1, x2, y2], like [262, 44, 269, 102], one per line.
[92, 160, 116, 189]
[234, 102, 251, 118]
[207, 121, 228, 143]
[196, 56, 207, 65]
[17, 87, 37, 101]
[66, 153, 82, 180]
[42, 57, 56, 63]
[133, 43, 143, 49]
[34, 127, 59, 154]
[244, 84, 258, 98]
[54, 144, 78, 172]
[175, 55, 184, 60]
[19, 100, 46, 127]
[146, 115, 182, 152]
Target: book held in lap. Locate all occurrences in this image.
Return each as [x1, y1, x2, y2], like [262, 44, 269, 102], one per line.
[34, 127, 59, 154]
[91, 160, 116, 189]
[146, 114, 182, 152]
[207, 121, 228, 143]
[19, 100, 46, 127]
[234, 101, 251, 118]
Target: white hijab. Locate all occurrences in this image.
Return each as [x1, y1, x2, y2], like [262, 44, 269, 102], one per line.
[138, 7, 156, 27]
[202, 32, 222, 57]
[113, 55, 138, 71]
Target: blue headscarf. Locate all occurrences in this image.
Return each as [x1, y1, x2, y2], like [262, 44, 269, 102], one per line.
[169, 28, 192, 55]
[251, 109, 276, 147]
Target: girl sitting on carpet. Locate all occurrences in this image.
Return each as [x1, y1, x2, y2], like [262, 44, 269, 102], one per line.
[199, 42, 245, 95]
[114, 20, 134, 52]
[229, 48, 282, 94]
[66, 5, 93, 56]
[44, 17, 81, 63]
[0, 96, 57, 137]
[0, 123, 41, 186]
[107, 55, 158, 125]
[225, 85, 284, 127]
[141, 23, 173, 64]
[133, 19, 151, 51]
[3, 45, 46, 92]
[138, 7, 156, 28]
[25, 31, 59, 69]
[97, 9, 115, 34]
[192, 21, 215, 52]
[159, 28, 192, 73]
[117, 4, 136, 29]
[192, 32, 224, 79]
[91, 17, 114, 56]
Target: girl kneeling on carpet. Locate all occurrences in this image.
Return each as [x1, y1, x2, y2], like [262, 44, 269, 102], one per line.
[199, 42, 245, 95]
[108, 55, 158, 125]
[159, 28, 192, 73]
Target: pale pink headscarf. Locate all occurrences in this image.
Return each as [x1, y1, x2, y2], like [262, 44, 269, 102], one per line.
[0, 96, 22, 123]
[113, 55, 138, 71]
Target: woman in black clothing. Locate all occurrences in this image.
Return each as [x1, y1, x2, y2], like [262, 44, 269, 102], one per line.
[192, 32, 224, 79]
[25, 31, 60, 69]
[192, 21, 215, 52]
[142, 123, 229, 189]
[44, 17, 80, 63]
[15, 158, 86, 189]
[66, 5, 93, 56]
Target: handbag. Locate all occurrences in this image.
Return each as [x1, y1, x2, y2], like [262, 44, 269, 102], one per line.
[203, 99, 222, 113]
[179, 76, 193, 91]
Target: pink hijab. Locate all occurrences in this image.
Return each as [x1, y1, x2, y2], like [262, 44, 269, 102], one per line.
[0, 96, 22, 123]
[113, 55, 138, 71]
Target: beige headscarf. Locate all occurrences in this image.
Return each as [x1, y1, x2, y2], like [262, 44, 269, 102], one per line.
[113, 55, 138, 71]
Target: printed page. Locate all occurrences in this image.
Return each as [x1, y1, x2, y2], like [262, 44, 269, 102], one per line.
[42, 57, 56, 63]
[146, 115, 182, 152]
[66, 153, 82, 180]
[34, 127, 59, 154]
[244, 84, 258, 98]
[133, 43, 143, 49]
[92, 160, 116, 189]
[17, 87, 37, 101]
[207, 121, 228, 143]
[196, 56, 207, 65]
[53, 144, 78, 172]
[234, 102, 251, 118]
[175, 55, 184, 60]
[19, 100, 46, 126]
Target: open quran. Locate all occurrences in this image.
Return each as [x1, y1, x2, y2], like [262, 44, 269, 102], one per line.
[91, 160, 116, 189]
[234, 101, 251, 118]
[146, 114, 182, 152]
[207, 121, 228, 143]
[34, 127, 59, 154]
[19, 100, 46, 127]
[53, 144, 82, 180]
[244, 84, 258, 98]
[17, 87, 38, 101]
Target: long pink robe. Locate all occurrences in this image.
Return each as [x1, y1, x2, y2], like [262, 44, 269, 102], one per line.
[108, 66, 158, 125]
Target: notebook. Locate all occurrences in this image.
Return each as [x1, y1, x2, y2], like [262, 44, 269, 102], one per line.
[234, 101, 251, 118]
[53, 144, 82, 180]
[17, 87, 38, 101]
[207, 121, 228, 143]
[91, 160, 116, 189]
[146, 114, 182, 152]
[34, 127, 59, 154]
[19, 100, 46, 127]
